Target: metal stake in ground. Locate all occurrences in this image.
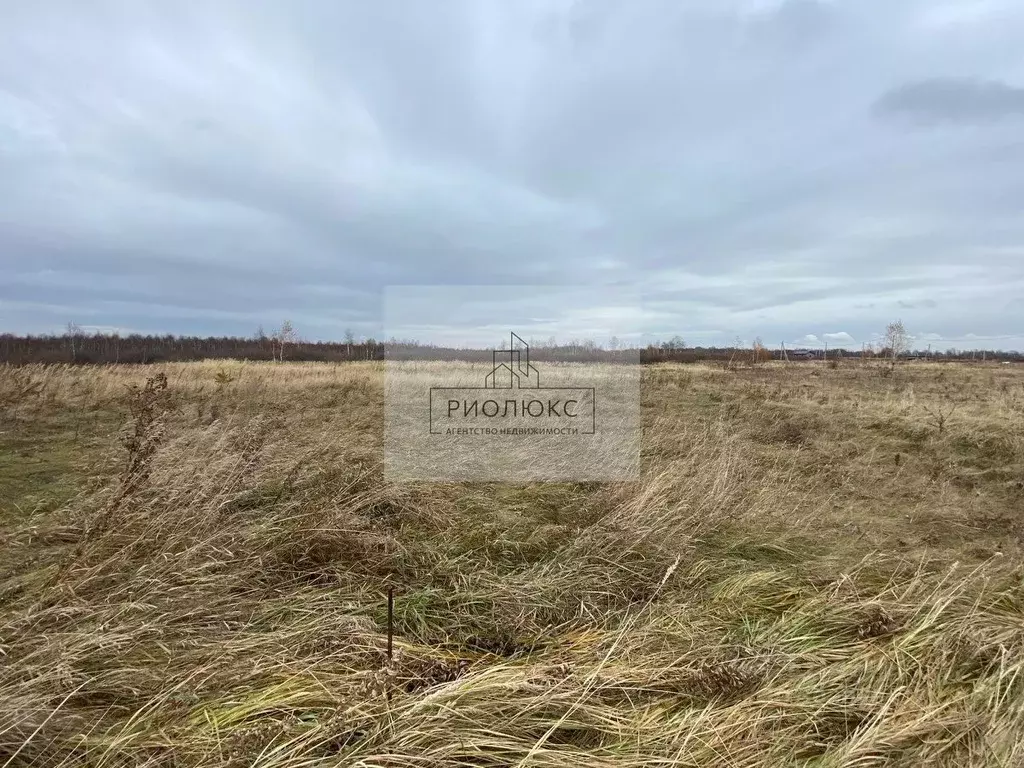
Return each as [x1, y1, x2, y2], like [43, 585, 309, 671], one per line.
[387, 586, 394, 662]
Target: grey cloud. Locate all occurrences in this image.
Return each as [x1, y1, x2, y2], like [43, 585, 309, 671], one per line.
[875, 78, 1024, 124]
[746, 0, 835, 50]
[1, 0, 1023, 349]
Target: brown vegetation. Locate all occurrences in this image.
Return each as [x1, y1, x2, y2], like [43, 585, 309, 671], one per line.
[1, 360, 1023, 766]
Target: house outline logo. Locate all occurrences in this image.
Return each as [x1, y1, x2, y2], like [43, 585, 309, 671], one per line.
[427, 330, 596, 436]
[484, 331, 540, 389]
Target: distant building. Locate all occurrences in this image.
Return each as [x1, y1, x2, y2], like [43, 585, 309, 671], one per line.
[787, 349, 818, 360]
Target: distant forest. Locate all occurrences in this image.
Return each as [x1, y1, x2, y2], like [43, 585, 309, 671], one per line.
[1, 331, 1021, 365]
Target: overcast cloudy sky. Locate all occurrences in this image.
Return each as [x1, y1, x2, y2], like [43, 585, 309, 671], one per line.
[2, 1, 1023, 349]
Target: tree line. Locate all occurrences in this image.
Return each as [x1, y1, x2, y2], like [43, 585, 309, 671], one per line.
[0, 330, 383, 365]
[0, 321, 1020, 365]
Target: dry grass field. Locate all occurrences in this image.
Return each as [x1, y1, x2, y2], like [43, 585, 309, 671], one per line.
[1, 360, 1023, 767]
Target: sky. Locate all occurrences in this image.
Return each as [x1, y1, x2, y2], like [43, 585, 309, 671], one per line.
[2, 0, 1024, 351]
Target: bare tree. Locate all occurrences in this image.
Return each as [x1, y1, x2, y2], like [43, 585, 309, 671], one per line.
[884, 320, 908, 372]
[343, 328, 355, 357]
[66, 321, 83, 361]
[727, 335, 744, 369]
[271, 320, 296, 362]
[922, 398, 957, 435]
[752, 336, 771, 366]
[661, 335, 685, 354]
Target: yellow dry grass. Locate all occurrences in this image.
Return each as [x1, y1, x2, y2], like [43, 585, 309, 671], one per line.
[0, 359, 1022, 766]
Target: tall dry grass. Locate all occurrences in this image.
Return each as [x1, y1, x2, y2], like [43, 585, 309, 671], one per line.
[0, 360, 1022, 766]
